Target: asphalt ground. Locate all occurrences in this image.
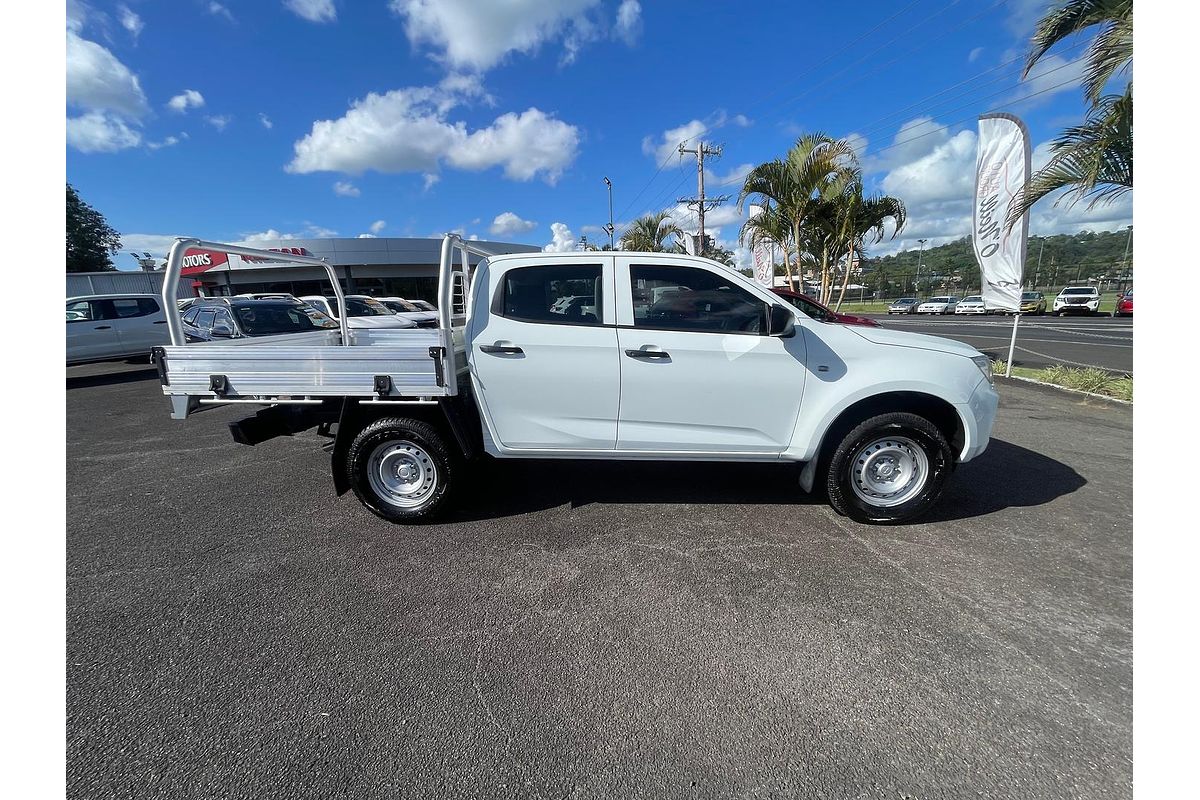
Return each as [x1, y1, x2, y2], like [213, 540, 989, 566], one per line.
[67, 361, 1132, 799]
[864, 313, 1133, 374]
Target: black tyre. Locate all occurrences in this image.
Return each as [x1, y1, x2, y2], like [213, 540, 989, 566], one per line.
[825, 412, 954, 524]
[345, 417, 454, 523]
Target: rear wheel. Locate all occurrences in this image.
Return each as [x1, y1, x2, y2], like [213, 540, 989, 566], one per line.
[825, 412, 954, 524]
[346, 417, 454, 523]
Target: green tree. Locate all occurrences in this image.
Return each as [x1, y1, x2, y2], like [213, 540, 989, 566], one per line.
[66, 183, 121, 272]
[618, 211, 684, 252]
[738, 134, 858, 297]
[1011, 0, 1132, 222]
[832, 188, 906, 310]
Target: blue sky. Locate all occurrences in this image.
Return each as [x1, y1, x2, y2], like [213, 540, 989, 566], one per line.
[65, 0, 1132, 270]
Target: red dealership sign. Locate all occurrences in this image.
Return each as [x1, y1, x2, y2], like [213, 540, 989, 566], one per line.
[180, 248, 229, 276]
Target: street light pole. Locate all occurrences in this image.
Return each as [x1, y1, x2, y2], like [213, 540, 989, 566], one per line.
[916, 238, 927, 294]
[1122, 224, 1133, 288]
[603, 177, 615, 251]
[1034, 236, 1045, 290]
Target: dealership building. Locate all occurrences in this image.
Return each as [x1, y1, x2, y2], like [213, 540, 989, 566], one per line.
[176, 236, 541, 302]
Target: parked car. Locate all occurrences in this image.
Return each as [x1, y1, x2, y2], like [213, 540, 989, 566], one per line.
[408, 299, 437, 312]
[953, 296, 988, 315]
[1113, 288, 1132, 317]
[67, 294, 168, 364]
[773, 288, 880, 327]
[916, 296, 960, 315]
[181, 298, 340, 342]
[1052, 286, 1100, 316]
[887, 297, 920, 315]
[234, 292, 298, 301]
[1019, 291, 1047, 315]
[156, 236, 1000, 526]
[376, 296, 440, 328]
[300, 295, 418, 329]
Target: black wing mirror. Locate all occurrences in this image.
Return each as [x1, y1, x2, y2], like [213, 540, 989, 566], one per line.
[769, 304, 796, 338]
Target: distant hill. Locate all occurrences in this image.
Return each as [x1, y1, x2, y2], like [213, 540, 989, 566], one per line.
[859, 229, 1133, 294]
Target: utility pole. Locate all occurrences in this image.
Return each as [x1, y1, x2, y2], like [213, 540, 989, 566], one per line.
[678, 141, 727, 256]
[1034, 236, 1044, 290]
[603, 177, 615, 250]
[1122, 224, 1133, 288]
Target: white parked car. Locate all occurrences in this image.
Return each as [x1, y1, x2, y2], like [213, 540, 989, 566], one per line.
[954, 296, 988, 315]
[300, 295, 418, 329]
[376, 296, 439, 328]
[67, 294, 169, 364]
[917, 296, 960, 315]
[1052, 286, 1100, 315]
[408, 299, 437, 312]
[156, 235, 1000, 526]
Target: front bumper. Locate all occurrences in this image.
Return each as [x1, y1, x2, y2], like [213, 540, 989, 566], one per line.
[955, 307, 987, 314]
[957, 377, 1000, 463]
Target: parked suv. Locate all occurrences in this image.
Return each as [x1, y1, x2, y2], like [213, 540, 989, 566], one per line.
[67, 294, 168, 364]
[1052, 286, 1100, 315]
[181, 298, 340, 342]
[1019, 291, 1047, 315]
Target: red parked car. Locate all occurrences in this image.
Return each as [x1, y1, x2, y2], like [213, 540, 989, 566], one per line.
[1113, 288, 1132, 317]
[771, 288, 881, 327]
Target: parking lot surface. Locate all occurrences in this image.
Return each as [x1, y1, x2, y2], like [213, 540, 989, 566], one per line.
[867, 314, 1133, 374]
[67, 362, 1132, 799]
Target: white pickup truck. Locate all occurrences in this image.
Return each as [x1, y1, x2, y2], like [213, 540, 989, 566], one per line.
[152, 235, 998, 525]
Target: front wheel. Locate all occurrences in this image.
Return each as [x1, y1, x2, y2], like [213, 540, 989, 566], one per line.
[345, 417, 454, 523]
[825, 412, 954, 524]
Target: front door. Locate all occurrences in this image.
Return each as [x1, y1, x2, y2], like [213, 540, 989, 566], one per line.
[615, 260, 807, 454]
[66, 299, 119, 361]
[108, 297, 167, 354]
[469, 258, 619, 451]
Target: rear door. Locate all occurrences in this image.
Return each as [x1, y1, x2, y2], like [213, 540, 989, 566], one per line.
[615, 259, 807, 454]
[468, 257, 619, 450]
[108, 297, 167, 354]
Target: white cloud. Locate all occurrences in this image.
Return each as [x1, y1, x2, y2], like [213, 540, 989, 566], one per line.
[390, 0, 635, 72]
[489, 212, 537, 236]
[66, 111, 142, 153]
[206, 115, 232, 131]
[1006, 0, 1047, 37]
[66, 30, 148, 118]
[286, 82, 579, 184]
[119, 233, 186, 260]
[543, 222, 577, 252]
[370, 220, 387, 234]
[167, 89, 205, 113]
[968, 46, 984, 63]
[333, 181, 360, 197]
[358, 233, 376, 238]
[259, 113, 273, 129]
[641, 111, 745, 165]
[208, 2, 235, 22]
[118, 4, 143, 39]
[284, 0, 336, 23]
[146, 135, 181, 151]
[238, 224, 338, 244]
[422, 173, 440, 190]
[614, 0, 642, 45]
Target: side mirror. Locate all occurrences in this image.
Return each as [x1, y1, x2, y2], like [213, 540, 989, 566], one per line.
[769, 304, 796, 338]
[211, 321, 235, 338]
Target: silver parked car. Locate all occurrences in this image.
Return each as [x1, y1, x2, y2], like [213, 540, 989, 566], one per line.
[67, 294, 169, 364]
[887, 297, 919, 314]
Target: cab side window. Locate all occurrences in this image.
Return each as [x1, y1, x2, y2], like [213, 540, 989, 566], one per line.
[631, 265, 766, 335]
[500, 265, 603, 326]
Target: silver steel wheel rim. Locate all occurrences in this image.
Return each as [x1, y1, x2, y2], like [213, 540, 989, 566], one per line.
[849, 435, 929, 508]
[367, 440, 438, 509]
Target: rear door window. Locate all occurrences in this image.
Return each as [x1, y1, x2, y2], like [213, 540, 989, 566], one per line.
[500, 265, 603, 326]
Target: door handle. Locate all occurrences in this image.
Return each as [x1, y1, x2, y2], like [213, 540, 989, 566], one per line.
[480, 343, 524, 355]
[153, 320, 167, 324]
[94, 325, 112, 330]
[625, 348, 670, 360]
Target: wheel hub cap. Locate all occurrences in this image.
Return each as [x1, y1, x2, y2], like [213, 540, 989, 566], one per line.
[850, 436, 930, 508]
[367, 440, 438, 508]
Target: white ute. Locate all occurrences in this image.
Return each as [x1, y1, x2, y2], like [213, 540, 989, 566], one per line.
[152, 235, 999, 525]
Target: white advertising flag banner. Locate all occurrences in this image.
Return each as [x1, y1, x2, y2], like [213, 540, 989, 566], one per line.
[973, 113, 1031, 312]
[747, 204, 775, 287]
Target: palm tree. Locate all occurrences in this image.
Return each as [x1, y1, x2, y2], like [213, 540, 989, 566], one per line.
[1011, 0, 1132, 223]
[738, 134, 858, 295]
[739, 202, 796, 290]
[619, 211, 684, 252]
[832, 189, 906, 311]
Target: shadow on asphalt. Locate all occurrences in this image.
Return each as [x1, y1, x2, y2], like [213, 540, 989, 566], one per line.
[448, 438, 1085, 523]
[66, 366, 159, 390]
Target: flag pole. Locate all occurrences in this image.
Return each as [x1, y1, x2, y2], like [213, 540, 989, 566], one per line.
[1005, 313, 1020, 377]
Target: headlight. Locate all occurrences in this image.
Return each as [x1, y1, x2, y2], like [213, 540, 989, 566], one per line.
[971, 355, 994, 385]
